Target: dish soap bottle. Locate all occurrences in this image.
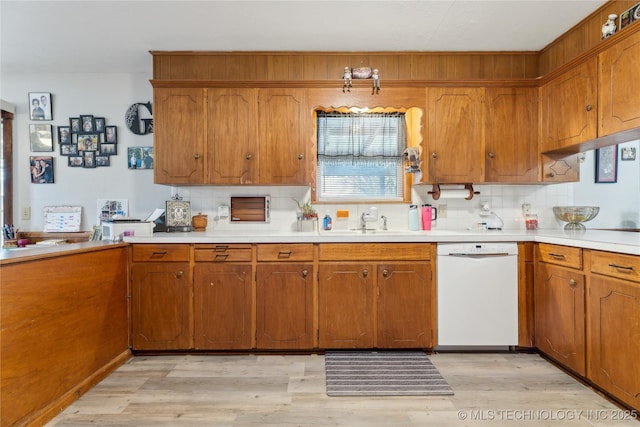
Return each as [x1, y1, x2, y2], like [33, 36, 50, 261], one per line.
[323, 211, 333, 231]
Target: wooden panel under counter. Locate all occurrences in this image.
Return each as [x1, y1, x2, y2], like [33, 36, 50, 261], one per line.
[536, 243, 582, 269]
[0, 245, 130, 427]
[589, 250, 640, 283]
[319, 243, 431, 261]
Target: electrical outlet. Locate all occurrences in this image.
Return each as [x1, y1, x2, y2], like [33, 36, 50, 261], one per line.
[438, 204, 448, 218]
[21, 207, 31, 220]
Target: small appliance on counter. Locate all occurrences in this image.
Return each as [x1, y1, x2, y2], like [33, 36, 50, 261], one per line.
[102, 219, 154, 240]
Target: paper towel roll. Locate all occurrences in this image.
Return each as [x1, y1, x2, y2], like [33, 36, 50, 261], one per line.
[438, 189, 471, 199]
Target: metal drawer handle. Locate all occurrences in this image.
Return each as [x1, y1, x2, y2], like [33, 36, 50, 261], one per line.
[549, 253, 566, 260]
[215, 254, 229, 261]
[608, 263, 634, 271]
[214, 245, 229, 252]
[151, 251, 167, 258]
[278, 251, 292, 258]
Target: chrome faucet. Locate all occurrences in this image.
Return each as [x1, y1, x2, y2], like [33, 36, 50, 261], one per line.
[359, 207, 379, 232]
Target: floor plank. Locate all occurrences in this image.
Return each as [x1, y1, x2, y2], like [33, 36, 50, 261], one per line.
[45, 352, 639, 426]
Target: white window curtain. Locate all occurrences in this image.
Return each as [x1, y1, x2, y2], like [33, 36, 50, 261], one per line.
[316, 112, 407, 201]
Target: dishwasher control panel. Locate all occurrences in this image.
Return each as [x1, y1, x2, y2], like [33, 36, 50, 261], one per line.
[437, 242, 518, 256]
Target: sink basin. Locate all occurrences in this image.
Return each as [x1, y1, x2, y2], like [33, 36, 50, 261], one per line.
[322, 228, 416, 235]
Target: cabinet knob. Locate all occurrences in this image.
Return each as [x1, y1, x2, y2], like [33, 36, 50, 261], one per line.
[362, 269, 369, 278]
[586, 104, 593, 112]
[382, 269, 389, 277]
[547, 171, 556, 178]
[302, 269, 308, 277]
[194, 153, 200, 159]
[176, 271, 184, 278]
[297, 154, 304, 160]
[487, 152, 495, 158]
[568, 279, 576, 287]
[431, 152, 438, 159]
[245, 154, 252, 160]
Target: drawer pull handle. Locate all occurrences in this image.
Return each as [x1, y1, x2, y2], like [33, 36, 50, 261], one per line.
[151, 251, 167, 257]
[362, 269, 369, 278]
[302, 269, 308, 277]
[382, 269, 390, 277]
[215, 254, 229, 261]
[549, 253, 566, 260]
[608, 263, 634, 271]
[278, 251, 292, 258]
[176, 271, 184, 278]
[214, 245, 229, 252]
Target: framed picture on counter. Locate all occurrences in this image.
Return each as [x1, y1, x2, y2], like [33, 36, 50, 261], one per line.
[166, 199, 191, 228]
[595, 145, 618, 183]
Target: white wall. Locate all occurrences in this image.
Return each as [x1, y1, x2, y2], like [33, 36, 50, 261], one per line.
[3, 71, 639, 233]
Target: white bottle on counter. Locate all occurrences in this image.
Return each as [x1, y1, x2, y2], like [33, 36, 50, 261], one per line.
[408, 205, 420, 231]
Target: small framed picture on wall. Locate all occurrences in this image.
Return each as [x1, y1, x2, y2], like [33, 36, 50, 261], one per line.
[595, 145, 618, 183]
[30, 156, 54, 183]
[28, 92, 52, 120]
[29, 124, 53, 152]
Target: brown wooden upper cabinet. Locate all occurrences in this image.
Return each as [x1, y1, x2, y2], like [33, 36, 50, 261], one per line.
[539, 58, 597, 153]
[426, 87, 484, 183]
[484, 87, 538, 183]
[154, 88, 206, 184]
[598, 29, 640, 137]
[154, 87, 310, 185]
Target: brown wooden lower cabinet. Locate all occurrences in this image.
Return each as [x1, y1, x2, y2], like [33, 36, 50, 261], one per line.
[318, 243, 435, 349]
[535, 260, 586, 376]
[587, 268, 640, 410]
[256, 263, 314, 349]
[131, 262, 193, 350]
[193, 263, 253, 349]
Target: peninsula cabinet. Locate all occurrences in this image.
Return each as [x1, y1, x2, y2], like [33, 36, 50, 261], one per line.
[130, 244, 193, 350]
[426, 87, 484, 183]
[318, 243, 435, 349]
[539, 58, 597, 153]
[586, 250, 640, 411]
[534, 243, 586, 376]
[598, 29, 640, 137]
[256, 244, 314, 349]
[154, 88, 206, 184]
[193, 244, 254, 349]
[484, 87, 538, 183]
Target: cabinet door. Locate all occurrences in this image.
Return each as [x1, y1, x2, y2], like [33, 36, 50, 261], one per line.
[539, 59, 597, 152]
[427, 87, 484, 183]
[153, 88, 205, 184]
[599, 30, 640, 136]
[534, 262, 585, 375]
[588, 274, 640, 410]
[193, 263, 253, 350]
[318, 263, 374, 348]
[206, 89, 259, 184]
[377, 262, 434, 348]
[485, 87, 538, 183]
[258, 89, 308, 184]
[256, 263, 314, 349]
[131, 263, 193, 350]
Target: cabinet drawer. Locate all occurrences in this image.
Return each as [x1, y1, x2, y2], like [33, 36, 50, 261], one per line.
[194, 244, 253, 262]
[319, 243, 431, 261]
[590, 250, 640, 283]
[537, 243, 582, 269]
[132, 244, 190, 262]
[256, 244, 314, 261]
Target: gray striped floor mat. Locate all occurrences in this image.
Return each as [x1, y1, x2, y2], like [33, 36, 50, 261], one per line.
[325, 350, 454, 396]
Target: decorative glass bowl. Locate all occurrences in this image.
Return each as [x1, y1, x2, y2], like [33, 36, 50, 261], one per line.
[552, 206, 600, 230]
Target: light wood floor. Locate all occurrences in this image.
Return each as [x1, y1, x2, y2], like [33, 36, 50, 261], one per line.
[45, 352, 639, 426]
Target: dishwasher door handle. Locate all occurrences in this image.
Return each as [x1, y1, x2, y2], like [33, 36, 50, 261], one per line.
[447, 253, 512, 257]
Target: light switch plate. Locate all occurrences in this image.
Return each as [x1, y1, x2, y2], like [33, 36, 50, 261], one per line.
[218, 205, 230, 218]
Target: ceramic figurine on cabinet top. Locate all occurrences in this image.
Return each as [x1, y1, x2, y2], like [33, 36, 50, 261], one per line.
[342, 67, 352, 93]
[372, 68, 380, 94]
[602, 14, 617, 39]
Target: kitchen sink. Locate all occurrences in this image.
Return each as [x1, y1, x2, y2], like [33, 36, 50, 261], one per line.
[322, 228, 417, 235]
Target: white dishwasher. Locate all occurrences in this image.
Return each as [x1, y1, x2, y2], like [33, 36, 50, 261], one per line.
[436, 242, 518, 350]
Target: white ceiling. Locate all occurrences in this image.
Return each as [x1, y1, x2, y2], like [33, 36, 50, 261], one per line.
[1, 0, 607, 75]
